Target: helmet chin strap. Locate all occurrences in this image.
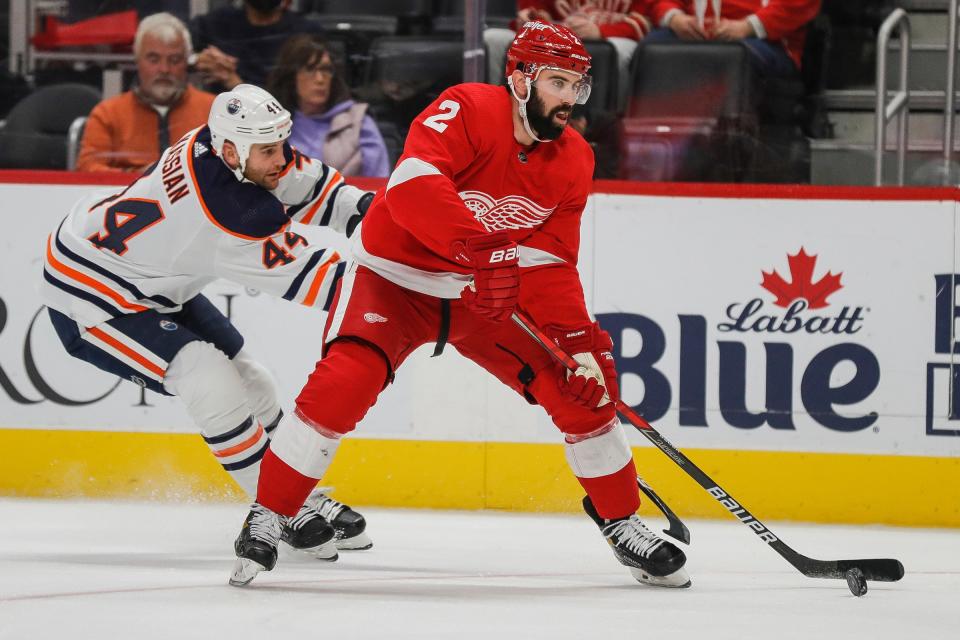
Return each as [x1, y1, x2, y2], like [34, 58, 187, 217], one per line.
[508, 75, 545, 144]
[219, 141, 252, 182]
[226, 160, 246, 182]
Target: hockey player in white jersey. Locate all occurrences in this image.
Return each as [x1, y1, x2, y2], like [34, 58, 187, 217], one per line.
[41, 84, 372, 557]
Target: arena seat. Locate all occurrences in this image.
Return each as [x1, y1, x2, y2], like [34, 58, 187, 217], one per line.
[620, 41, 758, 181]
[360, 36, 467, 156]
[0, 83, 101, 169]
[432, 0, 516, 32]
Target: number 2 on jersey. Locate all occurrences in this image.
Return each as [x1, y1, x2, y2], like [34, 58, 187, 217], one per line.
[423, 100, 461, 133]
[88, 198, 165, 255]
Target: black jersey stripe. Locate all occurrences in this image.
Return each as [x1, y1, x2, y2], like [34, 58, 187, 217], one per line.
[43, 269, 123, 318]
[221, 441, 269, 470]
[322, 261, 347, 312]
[281, 249, 327, 301]
[202, 416, 255, 445]
[318, 182, 346, 228]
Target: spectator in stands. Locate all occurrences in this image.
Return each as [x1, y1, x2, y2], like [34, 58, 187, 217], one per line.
[267, 35, 390, 177]
[190, 0, 323, 92]
[76, 12, 214, 173]
[486, 2, 650, 103]
[517, 1, 651, 42]
[643, 0, 821, 78]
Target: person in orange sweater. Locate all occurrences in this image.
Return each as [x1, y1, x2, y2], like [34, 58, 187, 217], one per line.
[644, 0, 821, 77]
[76, 12, 215, 173]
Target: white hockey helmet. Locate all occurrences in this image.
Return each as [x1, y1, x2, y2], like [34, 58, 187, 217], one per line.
[208, 84, 292, 180]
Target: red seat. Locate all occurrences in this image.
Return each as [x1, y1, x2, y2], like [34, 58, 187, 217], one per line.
[31, 10, 137, 50]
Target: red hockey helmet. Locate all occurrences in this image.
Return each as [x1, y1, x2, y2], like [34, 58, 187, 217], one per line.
[506, 20, 592, 81]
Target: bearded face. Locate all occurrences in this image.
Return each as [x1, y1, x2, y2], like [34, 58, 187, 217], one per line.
[136, 33, 188, 107]
[525, 83, 573, 141]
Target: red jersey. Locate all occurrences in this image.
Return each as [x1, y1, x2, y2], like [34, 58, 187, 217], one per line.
[356, 82, 595, 328]
[518, 1, 652, 40]
[648, 0, 821, 69]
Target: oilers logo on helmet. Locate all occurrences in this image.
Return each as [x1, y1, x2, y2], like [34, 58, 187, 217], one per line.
[208, 84, 293, 181]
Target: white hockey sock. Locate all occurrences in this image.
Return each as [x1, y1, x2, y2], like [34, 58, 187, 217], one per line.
[164, 341, 268, 497]
[231, 349, 282, 430]
[269, 410, 342, 480]
[563, 421, 632, 479]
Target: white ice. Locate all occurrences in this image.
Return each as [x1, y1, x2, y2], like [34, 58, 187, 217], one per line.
[0, 499, 956, 640]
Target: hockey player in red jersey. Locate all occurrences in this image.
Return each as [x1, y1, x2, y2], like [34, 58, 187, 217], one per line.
[231, 22, 690, 588]
[43, 84, 372, 558]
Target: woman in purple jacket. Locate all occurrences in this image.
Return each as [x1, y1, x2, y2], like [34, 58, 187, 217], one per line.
[267, 34, 390, 177]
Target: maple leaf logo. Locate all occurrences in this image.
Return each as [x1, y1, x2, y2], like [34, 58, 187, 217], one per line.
[760, 248, 843, 310]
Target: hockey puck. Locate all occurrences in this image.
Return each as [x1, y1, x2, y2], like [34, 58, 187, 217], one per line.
[845, 568, 868, 597]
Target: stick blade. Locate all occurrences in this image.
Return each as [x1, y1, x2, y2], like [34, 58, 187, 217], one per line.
[636, 476, 691, 545]
[837, 559, 905, 582]
[663, 522, 691, 546]
[798, 558, 905, 582]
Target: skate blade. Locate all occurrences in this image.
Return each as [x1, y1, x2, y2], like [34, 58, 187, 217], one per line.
[335, 531, 373, 551]
[629, 566, 692, 588]
[298, 540, 339, 562]
[229, 558, 267, 587]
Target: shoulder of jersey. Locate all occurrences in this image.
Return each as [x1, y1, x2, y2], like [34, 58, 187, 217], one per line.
[445, 82, 508, 109]
[437, 82, 511, 133]
[186, 127, 288, 240]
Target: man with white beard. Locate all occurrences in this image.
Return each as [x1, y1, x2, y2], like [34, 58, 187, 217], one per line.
[77, 12, 216, 173]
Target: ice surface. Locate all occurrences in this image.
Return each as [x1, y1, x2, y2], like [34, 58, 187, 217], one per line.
[0, 499, 956, 639]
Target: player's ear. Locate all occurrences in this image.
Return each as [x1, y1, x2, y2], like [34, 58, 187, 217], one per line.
[222, 141, 239, 169]
[509, 70, 529, 100]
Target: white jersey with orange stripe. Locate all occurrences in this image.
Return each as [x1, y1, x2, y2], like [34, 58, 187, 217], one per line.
[41, 125, 365, 328]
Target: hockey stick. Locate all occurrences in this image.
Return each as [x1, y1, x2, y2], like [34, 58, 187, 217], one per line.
[511, 311, 905, 583]
[637, 475, 690, 545]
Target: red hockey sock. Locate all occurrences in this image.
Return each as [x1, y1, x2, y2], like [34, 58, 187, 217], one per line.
[577, 458, 641, 520]
[256, 447, 319, 517]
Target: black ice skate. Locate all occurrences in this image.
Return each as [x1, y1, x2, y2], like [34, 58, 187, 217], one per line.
[229, 503, 288, 587]
[303, 489, 373, 551]
[583, 496, 691, 588]
[281, 501, 339, 561]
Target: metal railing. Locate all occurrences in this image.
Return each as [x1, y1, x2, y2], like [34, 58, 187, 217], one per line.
[66, 116, 86, 171]
[463, 0, 487, 83]
[875, 8, 911, 186]
[945, 0, 958, 179]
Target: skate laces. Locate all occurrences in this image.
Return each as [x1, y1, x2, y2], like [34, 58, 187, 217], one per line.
[604, 515, 664, 559]
[307, 490, 347, 522]
[248, 504, 286, 545]
[288, 502, 316, 531]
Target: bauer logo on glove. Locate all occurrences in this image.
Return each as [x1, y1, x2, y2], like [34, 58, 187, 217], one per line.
[546, 323, 619, 409]
[451, 232, 521, 323]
